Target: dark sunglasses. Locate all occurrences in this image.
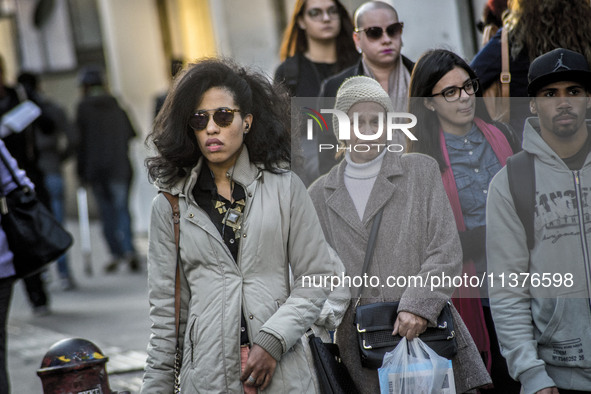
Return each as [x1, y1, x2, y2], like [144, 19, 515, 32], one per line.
[355, 22, 404, 41]
[189, 108, 242, 131]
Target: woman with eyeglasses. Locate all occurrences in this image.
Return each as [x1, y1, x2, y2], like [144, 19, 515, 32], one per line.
[408, 49, 520, 393]
[141, 59, 345, 393]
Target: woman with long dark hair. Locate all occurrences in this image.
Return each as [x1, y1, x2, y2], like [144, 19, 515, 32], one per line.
[408, 49, 519, 393]
[275, 0, 357, 97]
[275, 0, 358, 186]
[141, 58, 342, 393]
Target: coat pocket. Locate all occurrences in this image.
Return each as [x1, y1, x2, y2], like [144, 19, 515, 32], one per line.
[536, 298, 565, 345]
[188, 315, 198, 367]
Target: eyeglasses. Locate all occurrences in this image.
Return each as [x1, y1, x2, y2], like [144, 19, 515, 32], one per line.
[431, 79, 479, 102]
[189, 108, 242, 131]
[305, 6, 339, 21]
[354, 22, 404, 41]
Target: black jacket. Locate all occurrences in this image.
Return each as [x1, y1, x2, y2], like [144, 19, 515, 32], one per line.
[76, 94, 136, 182]
[318, 55, 415, 98]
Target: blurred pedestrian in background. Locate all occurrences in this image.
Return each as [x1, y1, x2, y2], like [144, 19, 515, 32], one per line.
[471, 0, 591, 137]
[0, 56, 51, 315]
[17, 72, 76, 291]
[142, 59, 340, 393]
[75, 66, 139, 273]
[0, 139, 35, 393]
[154, 58, 184, 118]
[275, 0, 357, 97]
[408, 49, 520, 393]
[274, 0, 358, 186]
[475, 0, 508, 46]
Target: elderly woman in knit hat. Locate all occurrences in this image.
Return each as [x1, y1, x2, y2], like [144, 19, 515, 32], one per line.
[308, 75, 491, 393]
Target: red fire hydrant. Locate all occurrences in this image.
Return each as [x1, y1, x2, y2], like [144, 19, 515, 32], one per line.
[37, 338, 129, 394]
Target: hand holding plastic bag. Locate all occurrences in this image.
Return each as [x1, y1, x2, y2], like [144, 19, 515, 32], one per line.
[378, 337, 456, 394]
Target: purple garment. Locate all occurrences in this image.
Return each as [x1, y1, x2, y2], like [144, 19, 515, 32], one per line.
[0, 139, 35, 278]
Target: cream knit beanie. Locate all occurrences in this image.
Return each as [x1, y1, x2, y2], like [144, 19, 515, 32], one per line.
[333, 76, 394, 143]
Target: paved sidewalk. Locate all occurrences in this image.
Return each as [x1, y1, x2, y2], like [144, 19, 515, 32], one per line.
[7, 221, 150, 394]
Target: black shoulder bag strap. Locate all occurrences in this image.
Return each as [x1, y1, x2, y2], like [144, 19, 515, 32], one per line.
[506, 151, 535, 250]
[354, 206, 385, 308]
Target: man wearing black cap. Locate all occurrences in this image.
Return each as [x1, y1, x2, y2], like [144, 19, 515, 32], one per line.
[486, 48, 591, 394]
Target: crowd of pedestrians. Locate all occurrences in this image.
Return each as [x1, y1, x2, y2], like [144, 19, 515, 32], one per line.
[2, 0, 591, 393]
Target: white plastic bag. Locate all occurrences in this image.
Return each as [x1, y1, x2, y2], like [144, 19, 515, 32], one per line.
[378, 337, 456, 394]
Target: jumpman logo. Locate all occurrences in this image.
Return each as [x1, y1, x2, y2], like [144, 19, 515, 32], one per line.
[553, 53, 571, 71]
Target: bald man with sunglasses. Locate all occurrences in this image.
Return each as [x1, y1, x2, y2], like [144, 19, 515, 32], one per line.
[319, 1, 413, 102]
[317, 1, 414, 174]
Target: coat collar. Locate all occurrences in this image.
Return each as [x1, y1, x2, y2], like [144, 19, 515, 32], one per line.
[158, 146, 262, 198]
[323, 152, 405, 235]
[355, 55, 415, 75]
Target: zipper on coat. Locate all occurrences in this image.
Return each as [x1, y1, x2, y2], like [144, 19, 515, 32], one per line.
[572, 171, 591, 309]
[237, 218, 254, 346]
[237, 185, 256, 347]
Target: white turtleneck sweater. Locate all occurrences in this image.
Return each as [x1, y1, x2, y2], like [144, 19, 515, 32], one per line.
[344, 150, 386, 220]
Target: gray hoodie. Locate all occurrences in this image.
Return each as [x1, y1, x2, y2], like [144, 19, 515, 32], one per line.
[486, 118, 591, 394]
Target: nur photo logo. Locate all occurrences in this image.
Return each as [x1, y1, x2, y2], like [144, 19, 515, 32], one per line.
[302, 107, 418, 153]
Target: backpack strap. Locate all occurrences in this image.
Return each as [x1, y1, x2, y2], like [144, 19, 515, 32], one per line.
[506, 151, 535, 250]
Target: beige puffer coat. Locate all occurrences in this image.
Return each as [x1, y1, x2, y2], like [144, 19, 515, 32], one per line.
[141, 149, 340, 393]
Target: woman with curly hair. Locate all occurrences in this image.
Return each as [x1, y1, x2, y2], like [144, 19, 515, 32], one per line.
[471, 0, 591, 136]
[141, 59, 343, 393]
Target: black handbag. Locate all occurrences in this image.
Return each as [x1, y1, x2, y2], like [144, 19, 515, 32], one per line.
[353, 207, 458, 369]
[308, 331, 359, 394]
[0, 149, 73, 278]
[354, 301, 457, 369]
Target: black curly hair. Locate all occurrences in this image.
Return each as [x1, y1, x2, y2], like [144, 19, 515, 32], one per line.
[146, 58, 291, 186]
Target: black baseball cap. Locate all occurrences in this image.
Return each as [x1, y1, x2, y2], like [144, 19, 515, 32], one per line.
[527, 48, 591, 96]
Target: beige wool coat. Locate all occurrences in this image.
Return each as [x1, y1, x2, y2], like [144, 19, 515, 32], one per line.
[142, 148, 340, 393]
[308, 152, 491, 393]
